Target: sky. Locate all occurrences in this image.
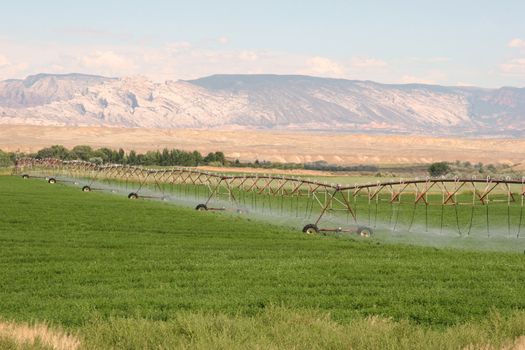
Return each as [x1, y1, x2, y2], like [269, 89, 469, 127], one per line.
[0, 0, 524, 87]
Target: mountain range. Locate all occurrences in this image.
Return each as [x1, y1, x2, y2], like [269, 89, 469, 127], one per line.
[0, 73, 524, 136]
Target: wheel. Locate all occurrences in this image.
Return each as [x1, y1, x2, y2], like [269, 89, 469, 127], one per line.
[302, 224, 319, 235]
[22, 174, 29, 179]
[128, 192, 139, 199]
[48, 178, 56, 184]
[82, 186, 91, 192]
[357, 226, 373, 237]
[195, 204, 208, 211]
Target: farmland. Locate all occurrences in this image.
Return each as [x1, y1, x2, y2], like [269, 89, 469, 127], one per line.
[49, 171, 525, 253]
[1, 175, 525, 348]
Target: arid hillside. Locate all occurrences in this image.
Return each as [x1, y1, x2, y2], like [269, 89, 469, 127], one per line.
[1, 125, 524, 166]
[1, 74, 524, 136]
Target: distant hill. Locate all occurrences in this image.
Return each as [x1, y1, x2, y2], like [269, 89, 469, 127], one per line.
[0, 73, 524, 136]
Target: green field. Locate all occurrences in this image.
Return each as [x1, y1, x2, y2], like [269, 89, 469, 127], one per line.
[61, 174, 525, 252]
[1, 176, 525, 349]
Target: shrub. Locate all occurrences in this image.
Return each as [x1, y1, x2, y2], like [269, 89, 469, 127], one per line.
[428, 162, 450, 177]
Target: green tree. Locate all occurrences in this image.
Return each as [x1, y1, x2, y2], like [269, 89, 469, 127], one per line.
[142, 151, 160, 165]
[161, 148, 170, 166]
[36, 145, 72, 160]
[72, 145, 94, 161]
[117, 148, 125, 163]
[204, 152, 217, 163]
[128, 150, 137, 164]
[214, 151, 225, 165]
[428, 162, 450, 177]
[0, 150, 13, 167]
[476, 162, 484, 173]
[95, 147, 114, 163]
[192, 151, 203, 165]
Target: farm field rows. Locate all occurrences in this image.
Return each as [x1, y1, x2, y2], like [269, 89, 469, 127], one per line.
[1, 176, 525, 348]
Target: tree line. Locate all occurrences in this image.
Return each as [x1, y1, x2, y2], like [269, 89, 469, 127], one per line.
[0, 145, 406, 173]
[0, 145, 226, 167]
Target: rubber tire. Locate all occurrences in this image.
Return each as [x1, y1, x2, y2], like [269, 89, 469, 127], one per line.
[302, 224, 319, 235]
[195, 204, 208, 211]
[82, 186, 91, 192]
[22, 174, 29, 179]
[48, 178, 56, 184]
[357, 226, 373, 237]
[128, 192, 139, 199]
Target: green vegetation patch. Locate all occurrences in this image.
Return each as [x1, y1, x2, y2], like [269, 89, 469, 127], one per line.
[0, 176, 525, 348]
[79, 307, 525, 350]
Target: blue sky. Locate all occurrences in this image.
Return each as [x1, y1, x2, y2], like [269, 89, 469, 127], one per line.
[0, 0, 524, 87]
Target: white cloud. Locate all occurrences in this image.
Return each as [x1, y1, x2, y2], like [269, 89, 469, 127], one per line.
[217, 36, 229, 45]
[350, 57, 387, 68]
[500, 58, 525, 75]
[0, 54, 9, 66]
[80, 50, 136, 75]
[0, 62, 28, 80]
[302, 56, 345, 76]
[2, 36, 508, 86]
[400, 70, 447, 85]
[165, 41, 192, 52]
[508, 38, 525, 48]
[238, 51, 258, 61]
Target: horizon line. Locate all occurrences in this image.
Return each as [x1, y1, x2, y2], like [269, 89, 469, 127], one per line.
[2, 72, 523, 90]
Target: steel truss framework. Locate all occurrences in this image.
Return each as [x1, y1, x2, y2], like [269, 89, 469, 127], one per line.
[14, 158, 525, 237]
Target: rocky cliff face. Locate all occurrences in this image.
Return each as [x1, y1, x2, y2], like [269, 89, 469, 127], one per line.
[0, 73, 114, 108]
[0, 73, 524, 136]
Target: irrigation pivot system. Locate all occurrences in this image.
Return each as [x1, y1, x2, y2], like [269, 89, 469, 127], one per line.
[14, 158, 525, 238]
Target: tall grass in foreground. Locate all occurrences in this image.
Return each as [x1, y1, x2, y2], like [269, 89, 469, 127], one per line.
[2, 307, 525, 349]
[0, 321, 78, 350]
[81, 307, 525, 349]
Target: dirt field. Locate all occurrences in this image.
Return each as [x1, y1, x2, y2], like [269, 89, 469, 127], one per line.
[1, 124, 524, 166]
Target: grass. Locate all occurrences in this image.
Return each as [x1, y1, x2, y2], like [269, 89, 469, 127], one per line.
[79, 307, 525, 349]
[1, 176, 525, 348]
[0, 320, 78, 350]
[2, 307, 525, 349]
